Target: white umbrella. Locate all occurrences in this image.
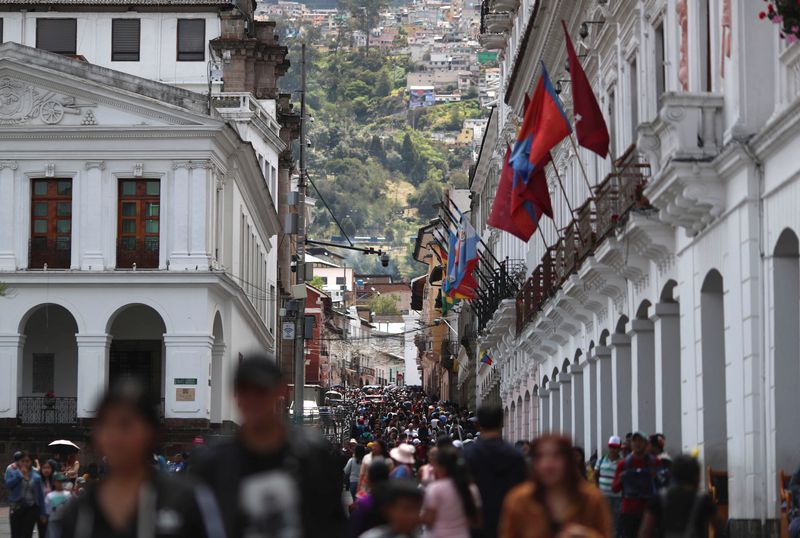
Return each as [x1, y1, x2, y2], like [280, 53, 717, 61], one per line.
[48, 439, 80, 452]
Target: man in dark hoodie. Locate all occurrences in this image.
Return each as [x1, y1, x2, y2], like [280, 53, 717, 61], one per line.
[463, 405, 526, 538]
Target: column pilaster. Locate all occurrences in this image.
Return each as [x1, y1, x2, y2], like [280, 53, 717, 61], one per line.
[610, 334, 632, 437]
[629, 319, 656, 434]
[651, 302, 682, 452]
[163, 334, 214, 425]
[75, 334, 111, 417]
[570, 363, 585, 448]
[558, 372, 572, 436]
[594, 345, 614, 449]
[0, 334, 25, 421]
[549, 381, 561, 434]
[0, 162, 18, 270]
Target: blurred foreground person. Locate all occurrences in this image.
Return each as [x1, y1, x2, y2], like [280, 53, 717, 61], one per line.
[499, 435, 611, 538]
[637, 455, 724, 538]
[422, 445, 482, 538]
[464, 405, 526, 538]
[191, 354, 345, 538]
[350, 460, 392, 538]
[359, 480, 423, 538]
[49, 381, 221, 538]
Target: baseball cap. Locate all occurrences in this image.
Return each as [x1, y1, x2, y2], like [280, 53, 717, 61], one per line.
[608, 435, 622, 447]
[234, 355, 283, 390]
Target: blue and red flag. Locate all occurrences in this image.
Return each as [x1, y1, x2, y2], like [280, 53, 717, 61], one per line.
[444, 217, 479, 300]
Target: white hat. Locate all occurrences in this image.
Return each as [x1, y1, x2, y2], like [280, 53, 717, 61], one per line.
[453, 440, 464, 449]
[608, 435, 622, 447]
[390, 444, 416, 465]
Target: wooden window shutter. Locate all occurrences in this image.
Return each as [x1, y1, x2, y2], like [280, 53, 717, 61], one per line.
[36, 19, 77, 55]
[177, 19, 205, 61]
[112, 19, 141, 61]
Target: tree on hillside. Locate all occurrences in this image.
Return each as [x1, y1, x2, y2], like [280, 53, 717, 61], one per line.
[410, 180, 445, 220]
[341, 0, 389, 52]
[369, 294, 400, 316]
[400, 133, 418, 174]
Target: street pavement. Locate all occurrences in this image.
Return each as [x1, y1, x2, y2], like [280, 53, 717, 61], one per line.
[0, 507, 10, 538]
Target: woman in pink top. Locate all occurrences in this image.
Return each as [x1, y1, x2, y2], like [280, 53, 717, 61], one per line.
[422, 446, 482, 538]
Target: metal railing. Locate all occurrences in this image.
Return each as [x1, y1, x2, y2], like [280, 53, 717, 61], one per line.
[29, 239, 71, 270]
[18, 397, 77, 424]
[116, 238, 159, 269]
[516, 147, 651, 334]
[473, 258, 527, 328]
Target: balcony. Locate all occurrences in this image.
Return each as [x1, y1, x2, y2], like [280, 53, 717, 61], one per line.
[484, 12, 514, 34]
[116, 238, 159, 269]
[479, 33, 508, 51]
[474, 258, 526, 328]
[212, 92, 282, 142]
[516, 148, 651, 334]
[29, 239, 71, 270]
[18, 397, 77, 425]
[637, 92, 725, 235]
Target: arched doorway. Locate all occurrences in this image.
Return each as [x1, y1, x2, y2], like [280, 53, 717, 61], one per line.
[523, 390, 531, 441]
[701, 270, 727, 469]
[773, 230, 800, 472]
[510, 400, 517, 441]
[19, 304, 79, 423]
[516, 396, 523, 441]
[210, 312, 225, 424]
[107, 305, 166, 411]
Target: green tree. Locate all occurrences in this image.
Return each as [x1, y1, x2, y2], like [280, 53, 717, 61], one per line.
[308, 276, 326, 290]
[340, 0, 389, 52]
[369, 293, 400, 316]
[400, 133, 418, 174]
[410, 180, 445, 220]
[376, 69, 392, 97]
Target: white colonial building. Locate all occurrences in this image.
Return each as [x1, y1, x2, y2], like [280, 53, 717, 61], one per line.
[0, 0, 293, 431]
[472, 0, 800, 534]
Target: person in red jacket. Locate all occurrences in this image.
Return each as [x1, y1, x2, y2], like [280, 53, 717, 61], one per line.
[612, 432, 658, 538]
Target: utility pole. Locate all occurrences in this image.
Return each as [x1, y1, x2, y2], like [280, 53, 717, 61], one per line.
[293, 44, 307, 426]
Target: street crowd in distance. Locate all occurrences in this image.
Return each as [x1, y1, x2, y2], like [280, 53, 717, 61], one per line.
[5, 353, 793, 538]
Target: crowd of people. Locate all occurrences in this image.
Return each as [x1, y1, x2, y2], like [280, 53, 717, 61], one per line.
[0, 352, 771, 538]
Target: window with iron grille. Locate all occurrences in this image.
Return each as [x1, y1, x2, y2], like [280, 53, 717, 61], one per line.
[30, 179, 72, 269]
[36, 19, 77, 55]
[112, 19, 141, 61]
[117, 179, 160, 269]
[177, 19, 205, 61]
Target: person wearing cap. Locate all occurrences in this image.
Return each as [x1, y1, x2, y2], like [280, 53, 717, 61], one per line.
[612, 432, 659, 538]
[191, 354, 345, 538]
[389, 444, 416, 480]
[595, 436, 623, 537]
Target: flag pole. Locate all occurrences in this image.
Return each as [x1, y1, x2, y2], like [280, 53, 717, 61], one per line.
[568, 133, 595, 196]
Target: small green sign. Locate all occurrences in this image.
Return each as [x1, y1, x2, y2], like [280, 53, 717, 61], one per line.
[174, 378, 197, 386]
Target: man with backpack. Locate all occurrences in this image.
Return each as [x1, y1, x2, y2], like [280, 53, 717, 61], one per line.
[612, 432, 659, 538]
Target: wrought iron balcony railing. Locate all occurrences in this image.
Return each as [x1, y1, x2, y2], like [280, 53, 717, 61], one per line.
[473, 258, 526, 328]
[18, 397, 77, 425]
[516, 147, 651, 334]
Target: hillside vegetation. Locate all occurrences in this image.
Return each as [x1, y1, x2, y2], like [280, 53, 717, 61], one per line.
[278, 25, 485, 279]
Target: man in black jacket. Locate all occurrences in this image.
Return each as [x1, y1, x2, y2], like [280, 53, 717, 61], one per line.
[191, 355, 345, 538]
[463, 405, 527, 538]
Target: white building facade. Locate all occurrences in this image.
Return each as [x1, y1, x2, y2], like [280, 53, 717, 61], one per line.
[473, 0, 800, 534]
[0, 0, 289, 430]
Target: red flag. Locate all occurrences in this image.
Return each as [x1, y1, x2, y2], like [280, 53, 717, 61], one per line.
[488, 146, 529, 241]
[563, 20, 610, 158]
[515, 62, 571, 169]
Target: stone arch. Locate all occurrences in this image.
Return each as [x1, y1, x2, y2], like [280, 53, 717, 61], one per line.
[562, 358, 571, 371]
[615, 315, 629, 334]
[17, 300, 85, 335]
[574, 349, 583, 364]
[700, 269, 727, 469]
[105, 300, 173, 334]
[210, 312, 226, 424]
[19, 305, 80, 419]
[524, 390, 532, 440]
[599, 330, 610, 347]
[516, 395, 523, 442]
[107, 304, 168, 410]
[510, 400, 517, 441]
[636, 299, 652, 320]
[773, 229, 800, 472]
[661, 279, 678, 303]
